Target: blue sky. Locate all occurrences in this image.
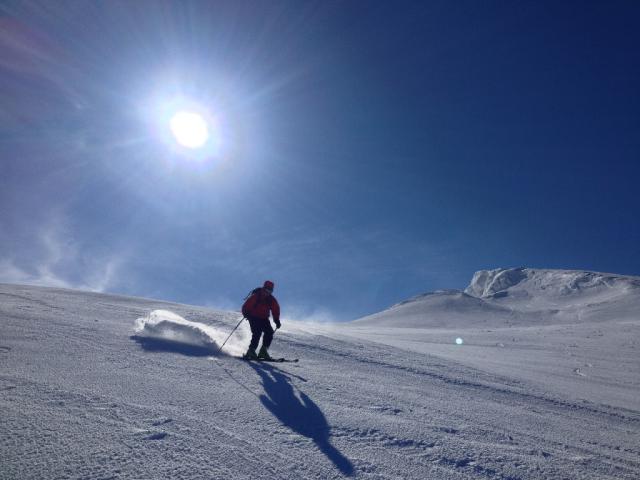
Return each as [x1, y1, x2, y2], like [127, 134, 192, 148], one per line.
[1, 1, 639, 321]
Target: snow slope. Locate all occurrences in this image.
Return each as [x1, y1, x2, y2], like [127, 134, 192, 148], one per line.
[345, 268, 640, 410]
[2, 281, 640, 479]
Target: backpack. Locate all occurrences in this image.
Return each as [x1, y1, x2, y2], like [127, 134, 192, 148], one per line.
[244, 287, 259, 300]
[244, 287, 273, 307]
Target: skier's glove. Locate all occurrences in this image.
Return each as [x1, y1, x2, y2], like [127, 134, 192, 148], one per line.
[275, 320, 281, 329]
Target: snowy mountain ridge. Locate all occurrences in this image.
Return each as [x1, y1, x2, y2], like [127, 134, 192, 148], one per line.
[464, 267, 640, 302]
[353, 267, 640, 328]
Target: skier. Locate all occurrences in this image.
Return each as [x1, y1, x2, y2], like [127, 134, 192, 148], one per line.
[242, 280, 281, 360]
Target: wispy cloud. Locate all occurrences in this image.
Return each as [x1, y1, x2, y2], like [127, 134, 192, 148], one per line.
[0, 211, 126, 293]
[0, 257, 70, 288]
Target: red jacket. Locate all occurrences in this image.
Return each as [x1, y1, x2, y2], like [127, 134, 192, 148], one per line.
[242, 288, 280, 322]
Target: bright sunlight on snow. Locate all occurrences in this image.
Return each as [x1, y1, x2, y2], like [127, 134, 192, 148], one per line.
[2, 272, 640, 479]
[169, 111, 209, 149]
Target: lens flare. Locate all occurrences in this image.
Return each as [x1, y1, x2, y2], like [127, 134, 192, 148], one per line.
[455, 337, 463, 345]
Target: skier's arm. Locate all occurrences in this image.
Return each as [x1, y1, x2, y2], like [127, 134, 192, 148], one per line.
[271, 297, 281, 328]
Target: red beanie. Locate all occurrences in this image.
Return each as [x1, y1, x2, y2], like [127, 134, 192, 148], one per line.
[263, 280, 274, 290]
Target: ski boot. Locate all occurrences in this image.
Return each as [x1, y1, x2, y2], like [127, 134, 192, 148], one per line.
[243, 348, 258, 360]
[258, 346, 273, 361]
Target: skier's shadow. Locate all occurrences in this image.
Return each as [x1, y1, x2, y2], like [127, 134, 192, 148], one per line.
[249, 363, 354, 476]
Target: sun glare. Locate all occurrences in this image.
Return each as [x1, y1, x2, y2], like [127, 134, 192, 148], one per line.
[170, 111, 210, 149]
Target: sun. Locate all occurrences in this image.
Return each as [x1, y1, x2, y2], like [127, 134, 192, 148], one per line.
[169, 110, 210, 149]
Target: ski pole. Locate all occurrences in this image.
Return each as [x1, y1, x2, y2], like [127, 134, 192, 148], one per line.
[217, 316, 245, 354]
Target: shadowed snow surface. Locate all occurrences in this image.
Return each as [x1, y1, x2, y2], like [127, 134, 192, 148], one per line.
[1, 279, 640, 479]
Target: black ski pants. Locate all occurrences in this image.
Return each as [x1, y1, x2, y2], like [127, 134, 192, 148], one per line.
[247, 316, 274, 351]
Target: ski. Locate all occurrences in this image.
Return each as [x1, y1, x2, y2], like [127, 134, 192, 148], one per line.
[239, 356, 299, 363]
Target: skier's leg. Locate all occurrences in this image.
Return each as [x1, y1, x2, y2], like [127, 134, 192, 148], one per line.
[247, 317, 262, 352]
[261, 323, 275, 349]
[257, 322, 275, 360]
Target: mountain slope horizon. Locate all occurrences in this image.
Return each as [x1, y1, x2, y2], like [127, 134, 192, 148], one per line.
[1, 281, 640, 478]
[342, 267, 640, 415]
[352, 267, 640, 328]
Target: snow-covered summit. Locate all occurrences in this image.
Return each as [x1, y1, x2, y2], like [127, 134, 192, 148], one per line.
[352, 268, 640, 328]
[465, 267, 640, 303]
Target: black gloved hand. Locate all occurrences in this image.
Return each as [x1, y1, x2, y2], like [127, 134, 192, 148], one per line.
[275, 320, 281, 329]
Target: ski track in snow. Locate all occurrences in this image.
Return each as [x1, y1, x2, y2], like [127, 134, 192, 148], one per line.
[1, 283, 640, 479]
